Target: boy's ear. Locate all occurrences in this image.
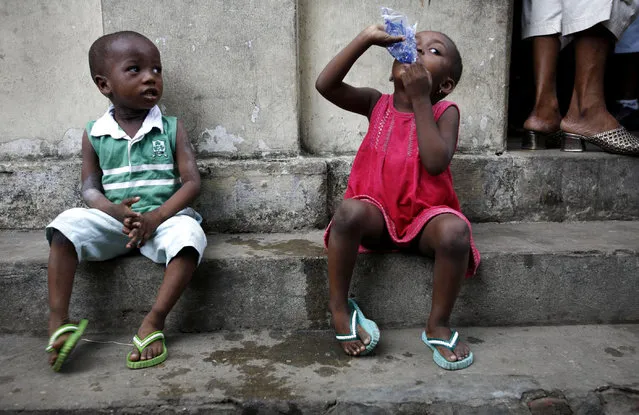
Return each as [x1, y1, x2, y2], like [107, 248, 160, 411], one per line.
[439, 77, 455, 96]
[94, 75, 111, 96]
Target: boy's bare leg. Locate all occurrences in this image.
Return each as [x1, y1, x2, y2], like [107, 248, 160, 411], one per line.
[47, 230, 79, 366]
[328, 199, 387, 356]
[128, 247, 198, 361]
[416, 214, 471, 362]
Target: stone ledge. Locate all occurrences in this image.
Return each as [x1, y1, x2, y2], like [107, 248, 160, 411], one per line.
[1, 221, 638, 333]
[0, 157, 327, 233]
[328, 150, 639, 223]
[3, 151, 639, 235]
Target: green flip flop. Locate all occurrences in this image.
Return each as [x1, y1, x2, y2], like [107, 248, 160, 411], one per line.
[421, 330, 473, 370]
[126, 331, 168, 369]
[335, 299, 380, 356]
[46, 319, 89, 372]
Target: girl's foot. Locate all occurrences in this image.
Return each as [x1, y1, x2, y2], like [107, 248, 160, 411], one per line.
[128, 312, 165, 362]
[523, 105, 562, 134]
[426, 325, 471, 362]
[332, 309, 371, 356]
[47, 314, 70, 366]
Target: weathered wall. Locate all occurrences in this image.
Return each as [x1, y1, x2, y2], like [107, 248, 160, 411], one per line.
[0, 0, 105, 158]
[299, 0, 512, 155]
[102, 0, 300, 158]
[0, 1, 512, 160]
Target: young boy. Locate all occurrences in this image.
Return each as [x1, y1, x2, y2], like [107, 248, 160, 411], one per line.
[45, 31, 207, 371]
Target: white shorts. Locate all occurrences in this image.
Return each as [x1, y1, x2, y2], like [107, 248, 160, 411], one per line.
[616, 15, 639, 52]
[46, 207, 207, 266]
[522, 0, 639, 40]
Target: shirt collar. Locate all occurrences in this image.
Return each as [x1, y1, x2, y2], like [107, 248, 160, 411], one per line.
[90, 105, 163, 140]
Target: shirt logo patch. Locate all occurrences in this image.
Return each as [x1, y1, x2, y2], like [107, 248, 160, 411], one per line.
[152, 140, 168, 158]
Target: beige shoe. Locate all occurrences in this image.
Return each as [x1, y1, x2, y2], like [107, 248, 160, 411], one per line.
[562, 126, 639, 156]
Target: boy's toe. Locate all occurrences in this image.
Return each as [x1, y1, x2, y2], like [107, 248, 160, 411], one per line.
[129, 348, 140, 362]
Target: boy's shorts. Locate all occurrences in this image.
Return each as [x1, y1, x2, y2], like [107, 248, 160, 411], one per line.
[45, 207, 207, 266]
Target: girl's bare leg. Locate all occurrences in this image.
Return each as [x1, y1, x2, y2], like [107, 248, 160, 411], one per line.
[328, 199, 387, 356]
[416, 214, 471, 362]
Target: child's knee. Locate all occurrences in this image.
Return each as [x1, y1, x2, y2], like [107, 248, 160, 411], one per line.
[173, 246, 199, 262]
[436, 219, 470, 255]
[332, 199, 369, 234]
[50, 229, 73, 247]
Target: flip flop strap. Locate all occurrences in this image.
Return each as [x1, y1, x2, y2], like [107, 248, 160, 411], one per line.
[133, 331, 165, 352]
[335, 310, 358, 341]
[45, 324, 78, 352]
[426, 330, 459, 351]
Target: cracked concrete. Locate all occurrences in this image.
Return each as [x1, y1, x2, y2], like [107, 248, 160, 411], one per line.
[1, 326, 637, 414]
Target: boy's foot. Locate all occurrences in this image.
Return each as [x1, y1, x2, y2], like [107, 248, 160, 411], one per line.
[426, 326, 471, 362]
[332, 310, 371, 356]
[128, 314, 165, 362]
[47, 314, 71, 366]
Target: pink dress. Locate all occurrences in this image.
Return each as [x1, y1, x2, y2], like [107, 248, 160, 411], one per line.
[324, 94, 480, 277]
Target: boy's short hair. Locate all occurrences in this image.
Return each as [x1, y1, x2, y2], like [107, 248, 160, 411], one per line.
[88, 31, 152, 81]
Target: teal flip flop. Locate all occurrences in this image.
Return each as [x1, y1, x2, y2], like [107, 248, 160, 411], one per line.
[126, 331, 168, 369]
[46, 319, 89, 372]
[335, 299, 380, 356]
[421, 330, 473, 370]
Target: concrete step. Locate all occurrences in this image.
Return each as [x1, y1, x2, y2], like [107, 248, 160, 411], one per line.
[1, 325, 638, 414]
[328, 149, 639, 224]
[2, 221, 638, 334]
[0, 158, 328, 233]
[3, 150, 639, 234]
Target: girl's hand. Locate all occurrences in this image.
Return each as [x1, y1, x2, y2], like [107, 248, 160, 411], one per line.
[362, 24, 404, 47]
[400, 63, 433, 105]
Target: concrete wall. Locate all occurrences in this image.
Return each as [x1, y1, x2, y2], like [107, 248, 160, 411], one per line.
[103, 0, 299, 158]
[0, 0, 105, 158]
[0, 1, 512, 160]
[299, 0, 512, 155]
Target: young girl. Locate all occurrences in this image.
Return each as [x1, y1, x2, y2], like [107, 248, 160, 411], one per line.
[316, 24, 479, 370]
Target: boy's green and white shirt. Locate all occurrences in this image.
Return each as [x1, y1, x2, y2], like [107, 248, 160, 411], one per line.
[87, 105, 181, 213]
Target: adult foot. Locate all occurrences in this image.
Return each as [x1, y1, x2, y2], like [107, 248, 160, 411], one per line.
[426, 325, 471, 362]
[523, 106, 562, 133]
[560, 106, 620, 137]
[128, 313, 165, 362]
[47, 314, 71, 366]
[332, 309, 370, 356]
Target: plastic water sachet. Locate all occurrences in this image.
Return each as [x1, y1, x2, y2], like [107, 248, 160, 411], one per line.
[381, 7, 417, 64]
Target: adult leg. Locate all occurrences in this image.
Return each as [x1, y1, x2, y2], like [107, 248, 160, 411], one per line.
[560, 24, 620, 136]
[523, 35, 562, 133]
[129, 247, 199, 361]
[415, 214, 470, 362]
[47, 230, 79, 366]
[328, 199, 388, 356]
